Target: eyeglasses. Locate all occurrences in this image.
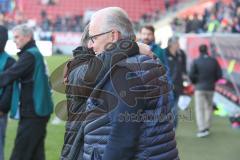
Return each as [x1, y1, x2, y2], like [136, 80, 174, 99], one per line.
[88, 31, 112, 43]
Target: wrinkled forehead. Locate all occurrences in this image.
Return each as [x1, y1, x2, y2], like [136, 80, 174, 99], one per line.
[89, 12, 107, 34]
[89, 19, 99, 35]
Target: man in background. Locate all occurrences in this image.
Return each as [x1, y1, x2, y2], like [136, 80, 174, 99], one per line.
[0, 24, 53, 160]
[139, 25, 168, 66]
[189, 44, 222, 137]
[165, 36, 187, 129]
[0, 25, 16, 160]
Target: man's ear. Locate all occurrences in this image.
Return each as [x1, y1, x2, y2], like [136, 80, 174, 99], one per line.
[112, 30, 121, 42]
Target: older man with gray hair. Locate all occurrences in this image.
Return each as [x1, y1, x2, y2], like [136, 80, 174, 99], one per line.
[0, 24, 53, 160]
[165, 36, 187, 129]
[63, 7, 179, 160]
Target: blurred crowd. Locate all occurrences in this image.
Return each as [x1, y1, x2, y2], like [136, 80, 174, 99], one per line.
[0, 0, 181, 33]
[0, 10, 86, 32]
[40, 10, 85, 32]
[0, 10, 163, 33]
[171, 0, 240, 33]
[1, 0, 240, 34]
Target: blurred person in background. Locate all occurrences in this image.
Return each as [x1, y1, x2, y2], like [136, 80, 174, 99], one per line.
[139, 25, 168, 66]
[232, 16, 240, 33]
[0, 13, 5, 26]
[207, 15, 220, 33]
[0, 25, 16, 160]
[189, 44, 222, 138]
[187, 13, 203, 33]
[0, 24, 53, 160]
[165, 36, 187, 129]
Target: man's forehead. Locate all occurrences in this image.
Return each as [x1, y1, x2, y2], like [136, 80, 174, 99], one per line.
[141, 28, 153, 34]
[89, 16, 104, 34]
[88, 21, 97, 35]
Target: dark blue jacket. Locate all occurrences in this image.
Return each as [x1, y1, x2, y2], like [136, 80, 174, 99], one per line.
[82, 41, 179, 160]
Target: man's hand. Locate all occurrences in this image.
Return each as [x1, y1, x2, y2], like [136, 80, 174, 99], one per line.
[137, 42, 154, 58]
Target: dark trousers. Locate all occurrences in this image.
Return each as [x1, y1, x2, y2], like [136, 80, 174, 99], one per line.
[0, 114, 7, 160]
[10, 117, 49, 160]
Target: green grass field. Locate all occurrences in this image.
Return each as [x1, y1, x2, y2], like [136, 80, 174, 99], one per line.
[4, 56, 240, 160]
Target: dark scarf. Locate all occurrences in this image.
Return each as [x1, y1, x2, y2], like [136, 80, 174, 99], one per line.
[0, 25, 8, 52]
[84, 40, 140, 118]
[63, 46, 95, 84]
[65, 39, 139, 95]
[65, 40, 139, 118]
[92, 39, 139, 83]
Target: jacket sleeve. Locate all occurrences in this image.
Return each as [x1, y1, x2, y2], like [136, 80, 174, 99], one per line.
[102, 67, 145, 160]
[189, 60, 198, 84]
[215, 60, 222, 81]
[162, 50, 169, 68]
[181, 50, 187, 74]
[0, 52, 35, 88]
[0, 58, 16, 112]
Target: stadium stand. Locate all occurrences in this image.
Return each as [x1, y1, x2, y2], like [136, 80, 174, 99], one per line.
[1, 0, 186, 32]
[171, 0, 240, 33]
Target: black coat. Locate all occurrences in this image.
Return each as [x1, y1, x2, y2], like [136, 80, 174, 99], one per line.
[0, 56, 15, 113]
[189, 54, 222, 91]
[0, 25, 8, 52]
[0, 25, 16, 113]
[165, 48, 187, 96]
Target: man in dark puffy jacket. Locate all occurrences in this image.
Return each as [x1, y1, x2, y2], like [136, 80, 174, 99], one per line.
[60, 24, 174, 160]
[0, 25, 16, 160]
[76, 7, 179, 160]
[189, 44, 222, 138]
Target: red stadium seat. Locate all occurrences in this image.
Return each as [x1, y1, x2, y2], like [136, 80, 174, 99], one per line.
[17, 0, 169, 22]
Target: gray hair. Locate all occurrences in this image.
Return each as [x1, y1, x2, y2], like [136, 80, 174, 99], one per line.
[167, 36, 179, 46]
[80, 24, 89, 47]
[12, 24, 33, 37]
[92, 7, 135, 40]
